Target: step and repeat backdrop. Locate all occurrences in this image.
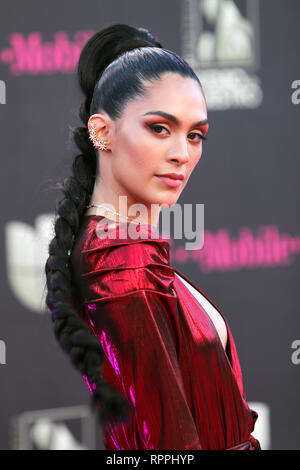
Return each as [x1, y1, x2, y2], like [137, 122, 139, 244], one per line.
[0, 0, 299, 450]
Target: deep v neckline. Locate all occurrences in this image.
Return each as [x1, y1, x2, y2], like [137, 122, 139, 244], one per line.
[171, 266, 234, 371]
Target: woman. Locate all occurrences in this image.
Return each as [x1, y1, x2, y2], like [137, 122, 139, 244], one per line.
[45, 23, 261, 450]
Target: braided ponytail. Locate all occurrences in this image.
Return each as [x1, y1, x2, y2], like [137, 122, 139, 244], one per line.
[45, 23, 202, 432]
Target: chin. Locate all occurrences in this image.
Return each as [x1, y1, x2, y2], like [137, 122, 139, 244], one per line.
[160, 197, 180, 208]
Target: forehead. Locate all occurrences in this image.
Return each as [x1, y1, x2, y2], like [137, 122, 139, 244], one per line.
[124, 72, 206, 117]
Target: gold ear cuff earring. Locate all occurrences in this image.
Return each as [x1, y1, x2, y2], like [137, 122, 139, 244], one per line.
[88, 122, 109, 151]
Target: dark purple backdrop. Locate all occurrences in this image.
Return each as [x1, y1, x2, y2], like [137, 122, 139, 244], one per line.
[0, 0, 299, 450]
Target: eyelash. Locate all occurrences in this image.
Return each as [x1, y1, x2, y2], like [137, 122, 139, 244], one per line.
[148, 123, 207, 141]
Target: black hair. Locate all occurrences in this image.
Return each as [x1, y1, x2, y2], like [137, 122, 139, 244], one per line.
[44, 23, 203, 430]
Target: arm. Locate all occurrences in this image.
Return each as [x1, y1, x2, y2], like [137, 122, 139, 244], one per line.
[81, 239, 202, 450]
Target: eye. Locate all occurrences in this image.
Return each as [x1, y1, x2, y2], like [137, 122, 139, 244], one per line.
[148, 124, 169, 135]
[147, 123, 207, 142]
[188, 132, 206, 142]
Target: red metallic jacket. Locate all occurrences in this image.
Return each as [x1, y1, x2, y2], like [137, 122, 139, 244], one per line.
[70, 215, 261, 450]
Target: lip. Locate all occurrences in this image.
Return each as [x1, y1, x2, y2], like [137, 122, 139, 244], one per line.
[156, 173, 185, 180]
[155, 175, 183, 188]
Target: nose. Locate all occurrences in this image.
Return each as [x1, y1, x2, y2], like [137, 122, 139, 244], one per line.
[167, 137, 190, 165]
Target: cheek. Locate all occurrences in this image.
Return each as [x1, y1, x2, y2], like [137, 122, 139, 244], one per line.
[188, 150, 202, 172]
[114, 130, 157, 173]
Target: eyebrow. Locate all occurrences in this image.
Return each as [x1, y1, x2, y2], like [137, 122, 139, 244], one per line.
[142, 110, 209, 128]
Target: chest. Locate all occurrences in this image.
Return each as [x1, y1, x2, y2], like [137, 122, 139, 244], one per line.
[174, 273, 228, 352]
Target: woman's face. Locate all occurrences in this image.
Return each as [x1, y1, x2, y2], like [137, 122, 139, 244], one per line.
[98, 72, 208, 214]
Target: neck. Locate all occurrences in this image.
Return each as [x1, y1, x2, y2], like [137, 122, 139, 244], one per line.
[87, 183, 161, 228]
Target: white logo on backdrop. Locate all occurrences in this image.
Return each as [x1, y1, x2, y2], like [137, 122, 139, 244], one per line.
[5, 214, 55, 313]
[10, 405, 96, 450]
[247, 401, 271, 450]
[181, 0, 263, 110]
[0, 340, 6, 364]
[0, 79, 6, 104]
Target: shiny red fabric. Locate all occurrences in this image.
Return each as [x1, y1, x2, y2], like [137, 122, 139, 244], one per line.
[70, 215, 261, 450]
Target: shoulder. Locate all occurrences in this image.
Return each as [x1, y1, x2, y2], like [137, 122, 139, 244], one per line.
[82, 218, 171, 270]
[77, 218, 175, 298]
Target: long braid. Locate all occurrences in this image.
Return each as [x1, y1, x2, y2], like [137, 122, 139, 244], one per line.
[44, 96, 131, 427]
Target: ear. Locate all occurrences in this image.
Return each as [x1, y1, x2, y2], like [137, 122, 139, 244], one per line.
[88, 113, 114, 150]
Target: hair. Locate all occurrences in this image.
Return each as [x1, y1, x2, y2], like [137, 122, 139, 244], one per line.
[44, 23, 204, 429]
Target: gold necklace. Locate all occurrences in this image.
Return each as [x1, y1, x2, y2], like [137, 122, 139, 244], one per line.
[86, 203, 141, 224]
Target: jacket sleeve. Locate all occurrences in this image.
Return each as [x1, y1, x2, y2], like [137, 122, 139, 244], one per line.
[79, 236, 202, 450]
